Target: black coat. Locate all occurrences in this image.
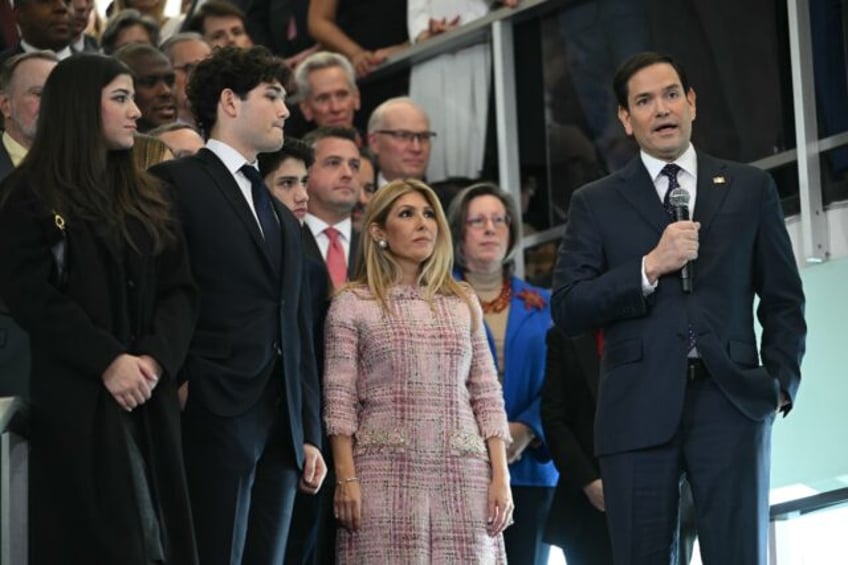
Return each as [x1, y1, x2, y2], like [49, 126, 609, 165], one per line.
[540, 327, 611, 562]
[0, 180, 199, 564]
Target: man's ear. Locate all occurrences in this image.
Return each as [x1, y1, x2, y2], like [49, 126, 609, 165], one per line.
[0, 93, 11, 122]
[617, 105, 633, 136]
[219, 88, 239, 120]
[687, 87, 697, 122]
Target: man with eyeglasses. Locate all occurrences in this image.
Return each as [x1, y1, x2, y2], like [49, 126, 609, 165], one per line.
[161, 32, 211, 128]
[367, 96, 435, 188]
[114, 43, 177, 132]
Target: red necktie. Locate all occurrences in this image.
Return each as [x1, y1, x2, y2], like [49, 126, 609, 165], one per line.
[324, 227, 347, 288]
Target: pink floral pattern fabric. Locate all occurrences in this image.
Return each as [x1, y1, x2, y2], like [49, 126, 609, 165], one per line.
[324, 285, 511, 563]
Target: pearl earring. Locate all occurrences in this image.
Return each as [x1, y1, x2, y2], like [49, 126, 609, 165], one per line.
[378, 239, 388, 249]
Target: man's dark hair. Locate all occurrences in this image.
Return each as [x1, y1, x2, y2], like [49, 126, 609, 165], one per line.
[613, 52, 690, 110]
[258, 137, 315, 179]
[187, 46, 290, 134]
[302, 126, 358, 148]
[186, 0, 246, 35]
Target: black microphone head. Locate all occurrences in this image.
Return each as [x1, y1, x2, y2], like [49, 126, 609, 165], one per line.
[669, 187, 690, 208]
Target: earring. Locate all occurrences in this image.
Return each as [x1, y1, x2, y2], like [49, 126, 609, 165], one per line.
[378, 239, 388, 249]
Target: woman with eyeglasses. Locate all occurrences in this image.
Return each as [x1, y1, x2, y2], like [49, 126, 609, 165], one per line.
[447, 182, 558, 565]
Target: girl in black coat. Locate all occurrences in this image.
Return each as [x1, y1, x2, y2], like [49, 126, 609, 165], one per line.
[0, 54, 199, 565]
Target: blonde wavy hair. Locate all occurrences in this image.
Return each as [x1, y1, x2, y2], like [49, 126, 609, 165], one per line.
[350, 178, 476, 322]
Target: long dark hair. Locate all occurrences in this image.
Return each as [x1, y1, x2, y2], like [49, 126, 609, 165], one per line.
[15, 54, 175, 253]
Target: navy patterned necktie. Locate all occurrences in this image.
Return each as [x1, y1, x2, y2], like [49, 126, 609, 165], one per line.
[658, 163, 696, 352]
[660, 163, 682, 218]
[240, 164, 281, 267]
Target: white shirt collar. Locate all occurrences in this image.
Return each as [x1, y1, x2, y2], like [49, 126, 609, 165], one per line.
[640, 143, 698, 183]
[206, 138, 256, 174]
[20, 39, 73, 60]
[304, 213, 352, 242]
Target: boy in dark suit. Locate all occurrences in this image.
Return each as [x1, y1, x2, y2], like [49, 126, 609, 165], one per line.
[151, 46, 326, 565]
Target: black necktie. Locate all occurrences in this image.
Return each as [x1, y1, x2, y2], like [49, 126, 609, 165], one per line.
[658, 163, 696, 352]
[240, 164, 281, 267]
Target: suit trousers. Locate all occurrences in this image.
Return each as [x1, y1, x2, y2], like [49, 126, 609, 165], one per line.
[600, 378, 774, 565]
[504, 485, 555, 565]
[182, 367, 299, 565]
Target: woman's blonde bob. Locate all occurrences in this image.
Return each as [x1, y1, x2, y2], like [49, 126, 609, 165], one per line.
[349, 178, 476, 321]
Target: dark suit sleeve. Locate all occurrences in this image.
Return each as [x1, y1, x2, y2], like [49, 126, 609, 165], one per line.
[298, 250, 323, 449]
[133, 216, 199, 382]
[540, 327, 599, 490]
[753, 176, 806, 412]
[0, 186, 125, 377]
[551, 187, 649, 337]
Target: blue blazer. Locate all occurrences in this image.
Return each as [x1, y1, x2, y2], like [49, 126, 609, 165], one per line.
[457, 271, 559, 487]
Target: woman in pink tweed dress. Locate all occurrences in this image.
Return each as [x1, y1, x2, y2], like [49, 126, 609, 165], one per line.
[323, 179, 514, 563]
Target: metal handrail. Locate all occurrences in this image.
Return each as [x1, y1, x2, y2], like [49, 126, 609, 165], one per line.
[770, 487, 848, 521]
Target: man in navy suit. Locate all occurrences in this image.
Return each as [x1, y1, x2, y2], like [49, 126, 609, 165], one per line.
[151, 46, 326, 565]
[551, 52, 806, 565]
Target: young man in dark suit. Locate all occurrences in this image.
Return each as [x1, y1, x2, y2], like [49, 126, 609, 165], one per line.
[151, 46, 326, 565]
[551, 52, 806, 565]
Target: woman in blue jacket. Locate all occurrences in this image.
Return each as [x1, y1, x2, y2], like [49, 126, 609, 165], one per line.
[448, 182, 557, 565]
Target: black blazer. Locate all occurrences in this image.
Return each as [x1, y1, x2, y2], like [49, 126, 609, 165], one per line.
[552, 152, 806, 457]
[541, 327, 610, 556]
[151, 148, 321, 465]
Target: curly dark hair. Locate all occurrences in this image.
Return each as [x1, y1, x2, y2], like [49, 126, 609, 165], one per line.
[186, 46, 291, 135]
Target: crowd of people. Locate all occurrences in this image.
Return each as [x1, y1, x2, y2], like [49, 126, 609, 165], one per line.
[0, 1, 806, 565]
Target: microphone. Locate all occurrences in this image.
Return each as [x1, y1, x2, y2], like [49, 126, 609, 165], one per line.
[669, 187, 693, 293]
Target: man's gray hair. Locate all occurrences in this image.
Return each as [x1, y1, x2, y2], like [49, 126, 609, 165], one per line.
[160, 32, 208, 61]
[294, 51, 357, 99]
[0, 51, 58, 92]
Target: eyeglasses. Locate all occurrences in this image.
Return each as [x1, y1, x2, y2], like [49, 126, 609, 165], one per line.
[374, 129, 437, 144]
[466, 214, 511, 230]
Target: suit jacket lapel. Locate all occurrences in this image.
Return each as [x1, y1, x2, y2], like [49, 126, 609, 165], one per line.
[615, 157, 669, 235]
[197, 149, 274, 269]
[693, 153, 732, 233]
